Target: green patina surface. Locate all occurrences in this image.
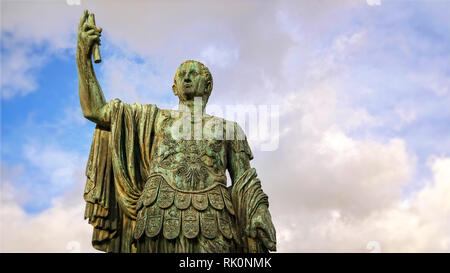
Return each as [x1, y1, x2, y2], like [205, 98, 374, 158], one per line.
[77, 10, 276, 253]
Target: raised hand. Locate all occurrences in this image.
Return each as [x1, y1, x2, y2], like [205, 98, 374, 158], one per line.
[77, 10, 102, 60]
[77, 10, 107, 126]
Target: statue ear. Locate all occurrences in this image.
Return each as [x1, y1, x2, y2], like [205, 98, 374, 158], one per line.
[172, 84, 178, 96]
[206, 80, 212, 95]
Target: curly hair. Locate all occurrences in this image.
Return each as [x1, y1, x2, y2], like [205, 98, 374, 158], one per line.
[173, 60, 213, 98]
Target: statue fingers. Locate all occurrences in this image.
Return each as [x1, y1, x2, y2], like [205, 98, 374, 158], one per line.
[83, 23, 97, 32]
[88, 35, 101, 46]
[86, 29, 101, 37]
[257, 219, 277, 249]
[257, 229, 276, 251]
[88, 34, 100, 40]
[267, 225, 277, 248]
[262, 210, 276, 242]
[78, 10, 88, 30]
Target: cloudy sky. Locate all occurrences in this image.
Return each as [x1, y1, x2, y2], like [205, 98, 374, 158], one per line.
[1, 0, 449, 252]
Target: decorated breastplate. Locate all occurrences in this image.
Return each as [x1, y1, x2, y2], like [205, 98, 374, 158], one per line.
[133, 110, 236, 243]
[149, 110, 228, 191]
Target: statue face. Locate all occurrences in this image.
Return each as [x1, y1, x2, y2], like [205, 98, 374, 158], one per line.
[174, 61, 208, 101]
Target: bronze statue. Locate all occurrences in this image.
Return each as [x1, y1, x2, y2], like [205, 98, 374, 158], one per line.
[77, 10, 276, 253]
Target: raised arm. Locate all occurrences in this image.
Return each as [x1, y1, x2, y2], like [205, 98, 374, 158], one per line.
[77, 10, 110, 127]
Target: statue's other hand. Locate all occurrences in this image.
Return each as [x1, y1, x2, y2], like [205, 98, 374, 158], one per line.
[77, 10, 102, 58]
[247, 204, 277, 251]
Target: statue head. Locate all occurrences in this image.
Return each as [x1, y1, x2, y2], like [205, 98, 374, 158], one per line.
[172, 60, 213, 104]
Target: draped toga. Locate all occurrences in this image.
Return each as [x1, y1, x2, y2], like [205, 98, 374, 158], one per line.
[83, 99, 269, 253]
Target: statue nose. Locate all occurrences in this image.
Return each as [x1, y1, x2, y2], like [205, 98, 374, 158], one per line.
[184, 77, 192, 83]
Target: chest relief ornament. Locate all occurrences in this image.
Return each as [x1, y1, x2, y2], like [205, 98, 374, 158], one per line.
[176, 140, 208, 189]
[157, 115, 225, 184]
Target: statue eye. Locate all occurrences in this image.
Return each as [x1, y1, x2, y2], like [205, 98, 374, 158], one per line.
[179, 72, 186, 77]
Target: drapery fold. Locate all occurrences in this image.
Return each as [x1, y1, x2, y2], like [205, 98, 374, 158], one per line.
[83, 99, 158, 252]
[230, 167, 269, 253]
[83, 99, 269, 253]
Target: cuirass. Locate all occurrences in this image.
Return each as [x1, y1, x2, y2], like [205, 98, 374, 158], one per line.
[134, 110, 235, 243]
[149, 109, 228, 191]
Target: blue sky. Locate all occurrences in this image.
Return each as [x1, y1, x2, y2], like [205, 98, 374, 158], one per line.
[1, 0, 450, 252]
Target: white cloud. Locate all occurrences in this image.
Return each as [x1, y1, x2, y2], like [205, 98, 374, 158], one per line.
[332, 31, 367, 54]
[366, 0, 381, 6]
[61, 106, 87, 126]
[414, 73, 450, 97]
[270, 155, 449, 252]
[200, 45, 239, 68]
[2, 0, 449, 253]
[0, 162, 96, 253]
[396, 107, 417, 125]
[23, 142, 83, 191]
[0, 189, 96, 253]
[245, 21, 447, 252]
[1, 1, 78, 99]
[1, 36, 47, 99]
[1, 1, 77, 50]
[98, 52, 173, 106]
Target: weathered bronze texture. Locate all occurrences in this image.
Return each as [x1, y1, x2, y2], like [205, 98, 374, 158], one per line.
[77, 10, 276, 253]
